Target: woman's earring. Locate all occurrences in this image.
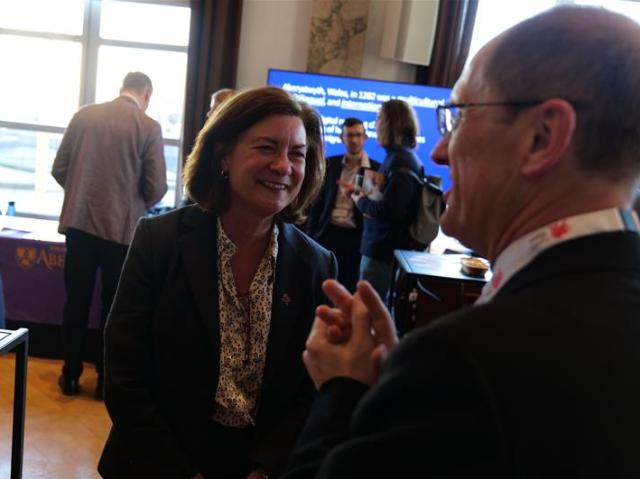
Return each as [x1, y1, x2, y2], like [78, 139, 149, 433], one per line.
[220, 168, 229, 180]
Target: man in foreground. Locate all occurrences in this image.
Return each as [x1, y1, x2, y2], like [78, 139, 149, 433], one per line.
[284, 6, 640, 478]
[52, 71, 167, 398]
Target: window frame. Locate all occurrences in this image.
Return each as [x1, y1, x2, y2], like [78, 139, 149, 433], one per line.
[0, 0, 189, 219]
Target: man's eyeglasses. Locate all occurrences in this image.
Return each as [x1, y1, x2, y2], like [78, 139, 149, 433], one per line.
[436, 101, 546, 137]
[342, 132, 365, 139]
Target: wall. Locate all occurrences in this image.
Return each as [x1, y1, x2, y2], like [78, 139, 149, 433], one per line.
[236, 0, 421, 89]
[360, 0, 416, 83]
[236, 0, 314, 89]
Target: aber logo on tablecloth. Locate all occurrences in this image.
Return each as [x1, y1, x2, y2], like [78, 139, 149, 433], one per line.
[15, 246, 37, 269]
[15, 245, 65, 270]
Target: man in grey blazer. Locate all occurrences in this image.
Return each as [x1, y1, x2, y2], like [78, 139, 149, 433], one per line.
[284, 6, 640, 478]
[52, 71, 167, 398]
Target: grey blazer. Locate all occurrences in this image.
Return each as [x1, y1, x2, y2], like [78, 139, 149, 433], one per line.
[52, 95, 167, 244]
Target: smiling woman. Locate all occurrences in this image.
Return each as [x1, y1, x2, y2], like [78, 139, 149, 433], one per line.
[222, 115, 308, 223]
[99, 86, 337, 479]
[185, 86, 325, 223]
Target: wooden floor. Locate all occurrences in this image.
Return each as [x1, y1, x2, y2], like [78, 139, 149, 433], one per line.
[0, 355, 111, 478]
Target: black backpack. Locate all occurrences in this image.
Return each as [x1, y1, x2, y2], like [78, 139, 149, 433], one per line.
[390, 168, 445, 247]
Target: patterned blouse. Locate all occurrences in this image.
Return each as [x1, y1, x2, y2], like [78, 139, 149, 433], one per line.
[213, 218, 278, 428]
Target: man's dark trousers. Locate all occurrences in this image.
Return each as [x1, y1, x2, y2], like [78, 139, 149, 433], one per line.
[61, 228, 128, 380]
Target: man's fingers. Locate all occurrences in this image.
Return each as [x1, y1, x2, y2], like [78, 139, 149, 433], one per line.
[356, 280, 388, 320]
[322, 279, 354, 313]
[357, 280, 398, 349]
[301, 350, 320, 390]
[315, 304, 341, 325]
[370, 343, 389, 379]
[316, 305, 350, 329]
[327, 324, 350, 343]
[316, 304, 352, 343]
[306, 315, 329, 345]
[371, 343, 389, 367]
[349, 291, 376, 341]
[305, 316, 328, 360]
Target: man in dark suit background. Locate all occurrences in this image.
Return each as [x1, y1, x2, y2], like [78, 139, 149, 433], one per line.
[307, 118, 380, 292]
[284, 6, 640, 478]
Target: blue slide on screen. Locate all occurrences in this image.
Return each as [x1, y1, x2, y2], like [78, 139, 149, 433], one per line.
[267, 69, 452, 192]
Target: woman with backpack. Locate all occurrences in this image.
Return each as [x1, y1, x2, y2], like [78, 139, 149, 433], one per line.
[351, 99, 424, 302]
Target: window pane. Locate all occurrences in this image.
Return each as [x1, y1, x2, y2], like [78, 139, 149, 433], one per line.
[158, 145, 179, 208]
[100, 0, 191, 46]
[0, 0, 84, 35]
[95, 45, 188, 140]
[0, 128, 63, 217]
[0, 35, 81, 127]
[468, 0, 558, 61]
[0, 128, 178, 216]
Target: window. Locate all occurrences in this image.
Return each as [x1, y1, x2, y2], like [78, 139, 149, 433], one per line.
[469, 0, 640, 64]
[0, 0, 191, 218]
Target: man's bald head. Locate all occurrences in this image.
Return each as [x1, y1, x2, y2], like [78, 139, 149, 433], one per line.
[207, 88, 236, 118]
[483, 6, 640, 184]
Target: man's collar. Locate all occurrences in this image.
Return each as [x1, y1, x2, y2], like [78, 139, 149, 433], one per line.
[119, 92, 141, 109]
[476, 208, 640, 304]
[342, 151, 370, 169]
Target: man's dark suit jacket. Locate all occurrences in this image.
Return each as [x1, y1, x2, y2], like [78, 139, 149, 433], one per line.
[98, 206, 337, 479]
[306, 155, 380, 239]
[284, 231, 640, 478]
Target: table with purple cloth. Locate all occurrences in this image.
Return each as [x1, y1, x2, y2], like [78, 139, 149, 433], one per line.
[0, 216, 100, 358]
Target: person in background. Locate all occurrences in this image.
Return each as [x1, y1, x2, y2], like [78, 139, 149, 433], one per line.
[179, 87, 238, 208]
[283, 5, 640, 478]
[352, 100, 423, 301]
[52, 71, 167, 399]
[98, 86, 336, 479]
[207, 88, 236, 118]
[306, 118, 380, 292]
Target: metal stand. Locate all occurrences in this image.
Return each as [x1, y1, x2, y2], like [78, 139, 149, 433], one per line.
[0, 328, 29, 479]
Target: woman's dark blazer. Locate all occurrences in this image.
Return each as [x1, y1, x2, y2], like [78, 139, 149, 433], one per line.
[98, 205, 337, 479]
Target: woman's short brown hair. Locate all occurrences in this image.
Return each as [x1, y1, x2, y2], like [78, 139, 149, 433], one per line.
[183, 86, 325, 223]
[376, 99, 419, 149]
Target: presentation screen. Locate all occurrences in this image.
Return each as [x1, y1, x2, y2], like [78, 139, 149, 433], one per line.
[267, 68, 452, 191]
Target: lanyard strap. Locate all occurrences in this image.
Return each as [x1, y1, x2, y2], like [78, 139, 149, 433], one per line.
[476, 208, 639, 305]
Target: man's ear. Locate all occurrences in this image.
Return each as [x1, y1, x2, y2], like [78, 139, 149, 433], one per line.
[521, 99, 576, 177]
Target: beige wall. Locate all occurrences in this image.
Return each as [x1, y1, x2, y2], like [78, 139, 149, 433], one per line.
[236, 0, 420, 89]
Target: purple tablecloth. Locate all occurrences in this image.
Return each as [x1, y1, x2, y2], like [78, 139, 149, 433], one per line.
[0, 233, 100, 329]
